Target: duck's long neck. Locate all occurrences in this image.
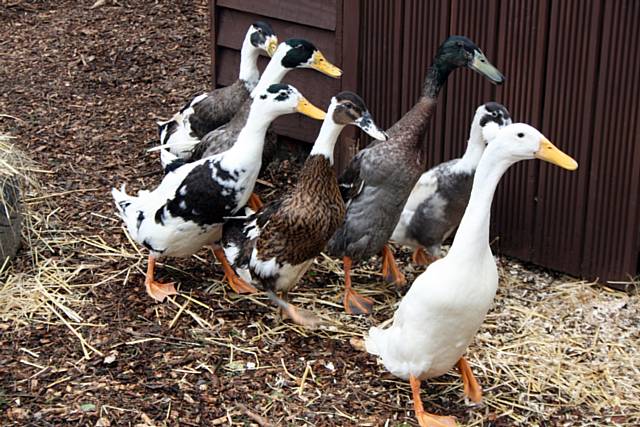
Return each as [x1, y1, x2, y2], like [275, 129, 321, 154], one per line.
[447, 145, 512, 259]
[423, 60, 455, 99]
[239, 35, 260, 89]
[251, 61, 288, 97]
[455, 124, 485, 171]
[228, 107, 273, 165]
[309, 114, 344, 165]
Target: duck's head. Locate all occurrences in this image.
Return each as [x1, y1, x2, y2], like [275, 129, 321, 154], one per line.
[247, 21, 278, 56]
[328, 92, 388, 141]
[435, 36, 505, 84]
[490, 123, 578, 170]
[252, 83, 326, 120]
[271, 39, 343, 77]
[473, 102, 512, 142]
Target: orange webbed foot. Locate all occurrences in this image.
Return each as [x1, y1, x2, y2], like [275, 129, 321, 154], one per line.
[412, 247, 440, 266]
[381, 245, 406, 286]
[343, 287, 374, 314]
[145, 279, 177, 302]
[416, 412, 457, 427]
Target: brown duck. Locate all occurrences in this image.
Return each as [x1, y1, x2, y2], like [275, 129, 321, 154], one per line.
[326, 36, 505, 314]
[220, 92, 387, 326]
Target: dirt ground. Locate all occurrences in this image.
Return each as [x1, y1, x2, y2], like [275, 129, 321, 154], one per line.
[1, 1, 639, 426]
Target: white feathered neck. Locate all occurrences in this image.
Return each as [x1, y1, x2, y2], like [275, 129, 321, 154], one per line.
[239, 29, 261, 88]
[309, 103, 343, 164]
[447, 142, 513, 260]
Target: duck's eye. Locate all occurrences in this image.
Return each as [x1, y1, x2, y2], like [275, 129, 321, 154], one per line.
[491, 111, 498, 117]
[456, 41, 464, 48]
[257, 28, 262, 33]
[517, 132, 525, 138]
[280, 91, 287, 97]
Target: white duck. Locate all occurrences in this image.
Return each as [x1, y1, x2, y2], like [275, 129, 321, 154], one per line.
[112, 84, 325, 302]
[391, 102, 511, 265]
[365, 123, 578, 426]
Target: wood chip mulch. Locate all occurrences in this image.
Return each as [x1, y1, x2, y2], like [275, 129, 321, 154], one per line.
[1, 2, 639, 426]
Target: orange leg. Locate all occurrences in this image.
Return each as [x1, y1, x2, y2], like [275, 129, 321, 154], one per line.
[213, 248, 257, 294]
[342, 256, 374, 314]
[457, 357, 483, 403]
[412, 247, 439, 266]
[381, 245, 406, 286]
[409, 375, 457, 427]
[144, 255, 177, 302]
[247, 192, 264, 211]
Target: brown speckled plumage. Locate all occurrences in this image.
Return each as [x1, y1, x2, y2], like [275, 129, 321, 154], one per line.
[223, 155, 345, 292]
[257, 155, 344, 265]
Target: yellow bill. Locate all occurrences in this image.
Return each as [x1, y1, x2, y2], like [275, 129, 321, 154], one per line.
[266, 36, 278, 57]
[535, 139, 578, 170]
[311, 51, 343, 78]
[297, 98, 326, 120]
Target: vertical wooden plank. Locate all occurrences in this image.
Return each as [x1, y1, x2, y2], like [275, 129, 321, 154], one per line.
[335, 0, 361, 173]
[209, 0, 218, 85]
[490, 0, 549, 260]
[533, 0, 603, 275]
[582, 0, 640, 282]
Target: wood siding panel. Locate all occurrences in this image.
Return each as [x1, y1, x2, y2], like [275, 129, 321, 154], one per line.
[490, 0, 549, 260]
[217, 0, 336, 30]
[533, 0, 603, 274]
[210, 0, 640, 282]
[582, 0, 640, 281]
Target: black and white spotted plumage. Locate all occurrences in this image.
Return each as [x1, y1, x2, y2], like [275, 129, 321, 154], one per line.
[391, 102, 512, 256]
[113, 83, 321, 262]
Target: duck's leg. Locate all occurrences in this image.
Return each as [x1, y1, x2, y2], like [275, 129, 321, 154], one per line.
[381, 245, 406, 286]
[409, 375, 457, 427]
[411, 247, 438, 266]
[247, 192, 263, 211]
[212, 248, 257, 294]
[457, 357, 483, 403]
[342, 256, 374, 314]
[144, 255, 177, 302]
[267, 290, 323, 329]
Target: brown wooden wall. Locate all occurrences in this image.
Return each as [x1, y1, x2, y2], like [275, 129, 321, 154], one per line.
[209, 0, 640, 284]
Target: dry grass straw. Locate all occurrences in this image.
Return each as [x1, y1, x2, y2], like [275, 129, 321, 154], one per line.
[0, 134, 106, 357]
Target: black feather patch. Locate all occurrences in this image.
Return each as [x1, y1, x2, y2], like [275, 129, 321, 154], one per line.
[165, 160, 241, 226]
[281, 39, 316, 68]
[136, 211, 145, 231]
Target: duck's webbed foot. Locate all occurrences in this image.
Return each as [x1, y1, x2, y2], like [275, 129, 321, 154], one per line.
[410, 375, 457, 427]
[411, 247, 439, 266]
[144, 255, 177, 302]
[342, 256, 374, 314]
[381, 244, 406, 286]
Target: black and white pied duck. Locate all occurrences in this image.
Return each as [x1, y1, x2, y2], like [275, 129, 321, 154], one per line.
[364, 123, 578, 427]
[160, 38, 343, 210]
[157, 21, 277, 159]
[391, 102, 512, 265]
[326, 36, 505, 314]
[220, 92, 388, 327]
[112, 84, 326, 302]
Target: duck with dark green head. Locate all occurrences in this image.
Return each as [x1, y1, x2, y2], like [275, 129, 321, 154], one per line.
[327, 35, 504, 315]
